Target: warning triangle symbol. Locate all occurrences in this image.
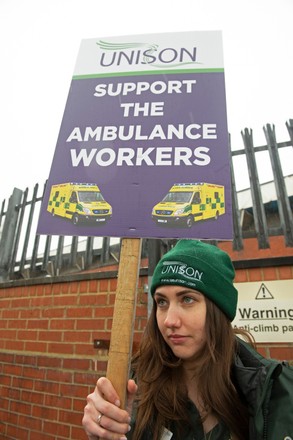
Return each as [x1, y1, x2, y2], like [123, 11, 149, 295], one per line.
[255, 283, 274, 300]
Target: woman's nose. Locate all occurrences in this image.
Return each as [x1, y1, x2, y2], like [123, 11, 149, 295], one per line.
[164, 306, 181, 328]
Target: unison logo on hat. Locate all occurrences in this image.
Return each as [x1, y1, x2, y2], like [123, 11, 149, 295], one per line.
[162, 260, 203, 282]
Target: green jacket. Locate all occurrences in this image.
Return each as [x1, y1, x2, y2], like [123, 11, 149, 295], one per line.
[234, 338, 293, 440]
[128, 339, 293, 439]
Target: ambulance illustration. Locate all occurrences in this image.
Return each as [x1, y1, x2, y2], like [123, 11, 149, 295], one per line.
[47, 182, 112, 225]
[152, 182, 225, 228]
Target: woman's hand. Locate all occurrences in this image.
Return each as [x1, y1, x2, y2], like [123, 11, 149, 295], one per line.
[82, 377, 138, 440]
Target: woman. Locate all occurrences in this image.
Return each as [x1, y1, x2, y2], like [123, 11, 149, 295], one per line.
[82, 240, 292, 440]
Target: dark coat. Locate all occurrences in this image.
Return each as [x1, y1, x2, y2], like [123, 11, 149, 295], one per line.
[128, 339, 293, 439]
[234, 338, 293, 440]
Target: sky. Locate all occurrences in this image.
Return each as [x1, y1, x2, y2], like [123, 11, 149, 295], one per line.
[1, 0, 293, 203]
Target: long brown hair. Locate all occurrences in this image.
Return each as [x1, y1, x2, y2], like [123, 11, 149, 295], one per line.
[131, 297, 254, 440]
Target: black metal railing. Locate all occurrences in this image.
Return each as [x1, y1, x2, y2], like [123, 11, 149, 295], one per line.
[0, 121, 292, 283]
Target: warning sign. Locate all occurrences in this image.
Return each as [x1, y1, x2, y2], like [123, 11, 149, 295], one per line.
[255, 283, 274, 300]
[233, 280, 293, 343]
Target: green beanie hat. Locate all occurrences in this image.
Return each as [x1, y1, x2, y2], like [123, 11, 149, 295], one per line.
[151, 239, 238, 321]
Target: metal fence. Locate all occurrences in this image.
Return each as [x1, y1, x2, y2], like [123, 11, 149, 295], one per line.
[0, 121, 293, 283]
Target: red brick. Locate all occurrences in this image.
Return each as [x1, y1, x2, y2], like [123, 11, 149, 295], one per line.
[5, 387, 21, 400]
[25, 341, 47, 352]
[42, 307, 65, 318]
[39, 330, 62, 342]
[30, 430, 55, 440]
[135, 305, 147, 317]
[0, 352, 14, 363]
[59, 408, 78, 424]
[6, 367, 26, 385]
[36, 285, 45, 295]
[34, 379, 59, 394]
[43, 419, 70, 436]
[0, 389, 12, 404]
[20, 308, 41, 319]
[6, 339, 25, 351]
[2, 309, 19, 319]
[109, 278, 118, 291]
[18, 330, 38, 341]
[74, 372, 98, 386]
[94, 306, 114, 318]
[22, 285, 37, 297]
[73, 396, 89, 412]
[0, 298, 12, 308]
[64, 331, 91, 343]
[44, 394, 72, 410]
[6, 424, 29, 439]
[80, 280, 89, 293]
[12, 376, 34, 390]
[30, 296, 52, 307]
[248, 267, 263, 281]
[4, 408, 18, 424]
[106, 319, 113, 330]
[8, 319, 27, 329]
[15, 354, 38, 365]
[98, 278, 109, 292]
[70, 282, 79, 293]
[22, 390, 44, 405]
[46, 369, 73, 383]
[277, 265, 293, 279]
[71, 425, 89, 440]
[235, 269, 248, 282]
[48, 342, 74, 355]
[45, 284, 53, 295]
[10, 298, 29, 308]
[18, 413, 43, 430]
[22, 366, 46, 380]
[269, 346, 293, 361]
[38, 357, 63, 369]
[66, 307, 93, 318]
[60, 382, 88, 399]
[52, 283, 63, 294]
[61, 283, 70, 294]
[79, 293, 108, 306]
[75, 344, 97, 356]
[10, 400, 31, 415]
[32, 405, 58, 421]
[50, 319, 75, 330]
[89, 279, 98, 292]
[0, 319, 8, 328]
[1, 329, 17, 339]
[28, 319, 49, 330]
[108, 292, 116, 304]
[63, 358, 91, 370]
[263, 266, 277, 280]
[53, 295, 77, 306]
[76, 318, 107, 331]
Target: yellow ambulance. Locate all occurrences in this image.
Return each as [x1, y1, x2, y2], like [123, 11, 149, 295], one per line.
[47, 182, 112, 225]
[152, 182, 225, 228]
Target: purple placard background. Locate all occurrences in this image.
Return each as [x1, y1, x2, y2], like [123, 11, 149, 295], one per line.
[37, 72, 232, 240]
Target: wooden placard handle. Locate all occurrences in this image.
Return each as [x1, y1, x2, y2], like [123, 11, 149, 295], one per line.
[106, 237, 142, 408]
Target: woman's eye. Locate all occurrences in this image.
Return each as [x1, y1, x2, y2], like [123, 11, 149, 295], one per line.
[156, 298, 167, 307]
[183, 296, 194, 304]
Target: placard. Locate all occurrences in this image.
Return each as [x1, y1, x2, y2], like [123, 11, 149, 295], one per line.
[37, 31, 231, 239]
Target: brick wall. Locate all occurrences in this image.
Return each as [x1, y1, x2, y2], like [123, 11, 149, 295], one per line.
[0, 274, 148, 440]
[0, 237, 292, 439]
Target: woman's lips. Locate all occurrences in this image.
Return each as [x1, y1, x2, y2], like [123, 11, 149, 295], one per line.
[168, 334, 188, 344]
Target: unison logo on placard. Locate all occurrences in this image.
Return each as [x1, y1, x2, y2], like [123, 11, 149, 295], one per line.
[96, 40, 199, 69]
